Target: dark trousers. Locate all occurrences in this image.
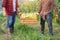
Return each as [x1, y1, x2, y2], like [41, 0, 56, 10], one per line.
[40, 12, 53, 35]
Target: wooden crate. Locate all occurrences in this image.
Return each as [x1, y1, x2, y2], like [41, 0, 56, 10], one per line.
[20, 13, 38, 24]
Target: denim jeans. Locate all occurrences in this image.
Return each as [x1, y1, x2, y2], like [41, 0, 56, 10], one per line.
[7, 12, 16, 29]
[40, 12, 53, 35]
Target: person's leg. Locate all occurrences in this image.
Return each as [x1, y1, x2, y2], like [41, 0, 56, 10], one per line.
[10, 12, 16, 33]
[7, 15, 13, 34]
[10, 14, 16, 33]
[46, 13, 53, 35]
[40, 17, 45, 34]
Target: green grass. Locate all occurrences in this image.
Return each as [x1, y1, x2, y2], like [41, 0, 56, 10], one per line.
[0, 14, 60, 40]
[0, 0, 60, 39]
[8, 24, 55, 40]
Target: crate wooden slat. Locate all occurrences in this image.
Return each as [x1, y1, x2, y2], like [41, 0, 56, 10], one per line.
[20, 18, 37, 24]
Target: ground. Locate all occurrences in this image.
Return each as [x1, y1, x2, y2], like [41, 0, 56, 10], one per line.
[0, 14, 60, 40]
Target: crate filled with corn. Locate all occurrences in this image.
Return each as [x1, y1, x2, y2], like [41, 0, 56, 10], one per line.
[20, 13, 38, 24]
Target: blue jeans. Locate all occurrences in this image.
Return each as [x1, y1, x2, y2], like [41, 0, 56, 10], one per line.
[40, 12, 53, 35]
[7, 12, 16, 29]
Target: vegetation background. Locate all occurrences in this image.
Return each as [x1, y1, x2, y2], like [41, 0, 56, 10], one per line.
[0, 0, 60, 40]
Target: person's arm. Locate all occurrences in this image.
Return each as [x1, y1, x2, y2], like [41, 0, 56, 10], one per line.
[16, 0, 20, 15]
[16, 0, 22, 16]
[16, 0, 19, 12]
[2, 0, 7, 16]
[51, 0, 58, 19]
[38, 0, 42, 14]
[2, 7, 6, 16]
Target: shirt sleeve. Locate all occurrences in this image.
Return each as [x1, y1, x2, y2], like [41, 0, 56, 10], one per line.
[2, 0, 7, 8]
[51, 0, 58, 15]
[38, 0, 42, 14]
[16, 0, 19, 8]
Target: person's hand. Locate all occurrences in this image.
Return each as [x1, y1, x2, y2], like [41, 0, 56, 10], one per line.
[55, 14, 58, 20]
[36, 13, 39, 16]
[3, 12, 6, 17]
[19, 13, 22, 16]
[41, 13, 46, 20]
[42, 15, 45, 20]
[17, 12, 22, 16]
[3, 7, 7, 17]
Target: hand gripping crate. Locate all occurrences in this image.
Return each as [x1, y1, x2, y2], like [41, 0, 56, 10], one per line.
[20, 13, 38, 24]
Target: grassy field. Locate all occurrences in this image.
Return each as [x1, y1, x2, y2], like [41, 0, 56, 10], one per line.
[0, 0, 60, 40]
[0, 14, 60, 40]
